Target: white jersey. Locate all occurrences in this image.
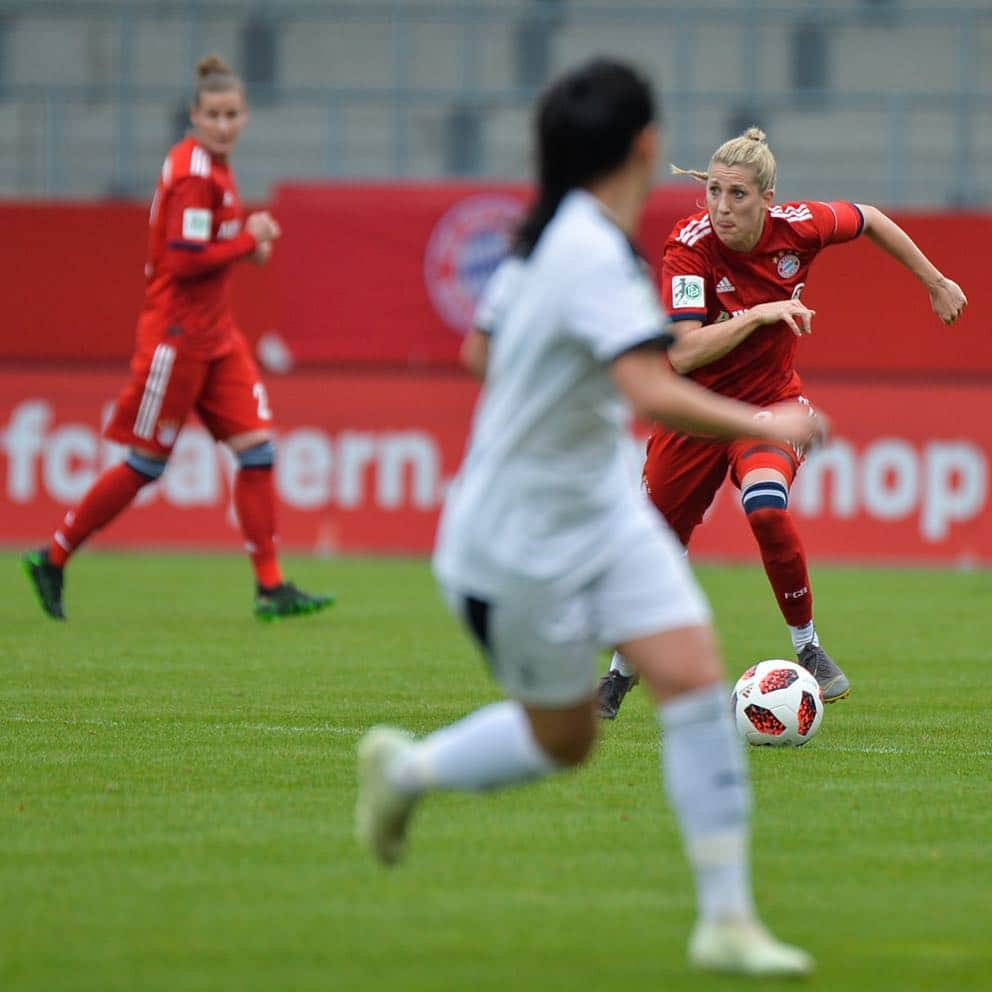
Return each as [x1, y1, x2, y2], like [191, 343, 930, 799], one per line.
[474, 256, 525, 335]
[434, 189, 671, 598]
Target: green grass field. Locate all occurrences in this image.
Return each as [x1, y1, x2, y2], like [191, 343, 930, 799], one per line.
[2, 551, 989, 991]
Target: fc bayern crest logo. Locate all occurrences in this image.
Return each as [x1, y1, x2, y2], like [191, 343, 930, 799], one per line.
[777, 252, 801, 279]
[424, 193, 526, 335]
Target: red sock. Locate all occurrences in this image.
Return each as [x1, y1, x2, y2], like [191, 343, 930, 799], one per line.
[746, 507, 813, 627]
[234, 467, 283, 588]
[49, 463, 152, 567]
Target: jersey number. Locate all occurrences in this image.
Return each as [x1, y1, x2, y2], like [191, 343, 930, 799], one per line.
[253, 383, 273, 421]
[791, 282, 806, 301]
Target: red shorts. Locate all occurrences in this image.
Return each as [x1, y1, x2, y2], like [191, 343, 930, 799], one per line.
[105, 328, 273, 456]
[643, 429, 803, 548]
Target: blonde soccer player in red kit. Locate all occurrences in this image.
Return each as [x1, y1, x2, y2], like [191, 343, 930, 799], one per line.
[22, 55, 333, 622]
[598, 127, 966, 718]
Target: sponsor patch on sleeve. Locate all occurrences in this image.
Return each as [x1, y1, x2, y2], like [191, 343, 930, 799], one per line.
[671, 274, 705, 309]
[181, 208, 212, 242]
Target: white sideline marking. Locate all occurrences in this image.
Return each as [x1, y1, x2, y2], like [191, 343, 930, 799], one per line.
[820, 744, 905, 754]
[4, 715, 356, 737]
[814, 743, 991, 757]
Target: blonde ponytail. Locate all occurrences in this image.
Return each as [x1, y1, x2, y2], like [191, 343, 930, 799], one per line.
[669, 164, 708, 183]
[670, 125, 777, 192]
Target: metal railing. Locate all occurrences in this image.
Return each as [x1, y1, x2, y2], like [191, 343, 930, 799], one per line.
[0, 1, 989, 205]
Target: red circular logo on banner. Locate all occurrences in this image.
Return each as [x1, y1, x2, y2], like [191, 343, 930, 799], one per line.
[424, 193, 526, 335]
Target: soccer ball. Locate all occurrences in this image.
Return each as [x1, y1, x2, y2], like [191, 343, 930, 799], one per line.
[731, 660, 824, 747]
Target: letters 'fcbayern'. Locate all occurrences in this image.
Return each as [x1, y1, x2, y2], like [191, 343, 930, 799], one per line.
[664, 201, 863, 404]
[143, 135, 256, 360]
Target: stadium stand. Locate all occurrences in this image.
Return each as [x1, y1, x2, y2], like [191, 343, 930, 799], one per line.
[0, 1, 988, 203]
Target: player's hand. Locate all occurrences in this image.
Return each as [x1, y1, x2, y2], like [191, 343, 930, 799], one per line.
[252, 240, 273, 265]
[929, 276, 967, 325]
[756, 401, 830, 453]
[246, 211, 281, 244]
[749, 300, 816, 337]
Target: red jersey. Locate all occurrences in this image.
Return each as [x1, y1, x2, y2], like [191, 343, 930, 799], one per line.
[141, 136, 257, 359]
[661, 201, 863, 404]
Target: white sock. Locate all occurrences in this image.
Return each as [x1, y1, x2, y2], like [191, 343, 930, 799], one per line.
[608, 650, 637, 678]
[659, 683, 755, 923]
[789, 621, 819, 652]
[386, 700, 560, 795]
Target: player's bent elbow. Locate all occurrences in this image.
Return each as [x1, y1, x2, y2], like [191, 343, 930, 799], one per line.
[858, 203, 884, 232]
[460, 329, 489, 381]
[164, 262, 198, 281]
[666, 348, 695, 376]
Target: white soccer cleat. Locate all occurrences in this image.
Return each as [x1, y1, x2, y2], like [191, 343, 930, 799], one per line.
[688, 917, 815, 977]
[355, 726, 418, 866]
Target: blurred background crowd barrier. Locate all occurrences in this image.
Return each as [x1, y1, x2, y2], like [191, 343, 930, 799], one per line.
[1, 0, 990, 204]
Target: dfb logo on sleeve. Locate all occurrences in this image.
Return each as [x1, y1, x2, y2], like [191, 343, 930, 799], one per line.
[671, 274, 704, 309]
[182, 208, 212, 242]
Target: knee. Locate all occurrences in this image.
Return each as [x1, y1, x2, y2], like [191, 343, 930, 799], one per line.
[125, 450, 167, 483]
[628, 625, 724, 700]
[742, 481, 790, 535]
[741, 479, 788, 517]
[236, 440, 276, 470]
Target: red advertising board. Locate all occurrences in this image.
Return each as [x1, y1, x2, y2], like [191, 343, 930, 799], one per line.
[2, 191, 987, 373]
[792, 212, 992, 374]
[271, 182, 701, 364]
[0, 203, 277, 363]
[2, 369, 989, 564]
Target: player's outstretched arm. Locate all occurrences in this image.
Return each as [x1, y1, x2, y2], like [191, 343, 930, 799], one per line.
[612, 346, 828, 449]
[858, 204, 968, 325]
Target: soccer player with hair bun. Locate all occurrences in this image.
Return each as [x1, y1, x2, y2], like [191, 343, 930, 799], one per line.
[598, 126, 967, 719]
[357, 58, 829, 977]
[22, 55, 333, 622]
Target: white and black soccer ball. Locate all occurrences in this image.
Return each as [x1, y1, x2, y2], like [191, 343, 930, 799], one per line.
[731, 660, 824, 747]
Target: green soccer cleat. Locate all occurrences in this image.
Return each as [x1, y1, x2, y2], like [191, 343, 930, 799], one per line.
[21, 549, 67, 620]
[254, 581, 334, 622]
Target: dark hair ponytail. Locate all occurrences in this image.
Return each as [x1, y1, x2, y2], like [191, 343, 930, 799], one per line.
[515, 59, 657, 256]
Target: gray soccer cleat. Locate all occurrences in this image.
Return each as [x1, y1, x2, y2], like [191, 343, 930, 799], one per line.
[596, 670, 638, 720]
[796, 643, 850, 703]
[688, 917, 815, 977]
[355, 726, 418, 866]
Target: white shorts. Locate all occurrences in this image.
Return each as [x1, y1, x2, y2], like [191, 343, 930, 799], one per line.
[440, 521, 711, 707]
